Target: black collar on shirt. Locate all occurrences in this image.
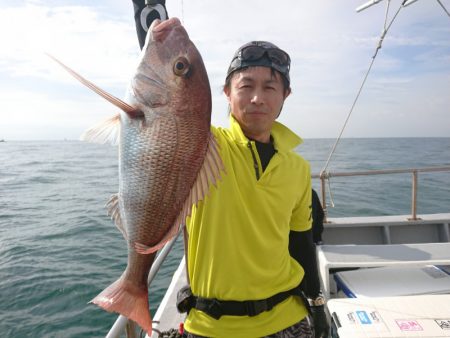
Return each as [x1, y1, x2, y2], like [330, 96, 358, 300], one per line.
[253, 137, 277, 172]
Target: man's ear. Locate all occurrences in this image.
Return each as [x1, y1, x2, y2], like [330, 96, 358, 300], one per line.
[223, 86, 231, 102]
[277, 89, 291, 118]
[284, 88, 291, 100]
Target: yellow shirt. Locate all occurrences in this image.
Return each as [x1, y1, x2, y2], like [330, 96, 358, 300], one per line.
[184, 117, 312, 337]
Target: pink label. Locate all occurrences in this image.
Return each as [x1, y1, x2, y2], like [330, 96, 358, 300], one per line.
[396, 320, 423, 331]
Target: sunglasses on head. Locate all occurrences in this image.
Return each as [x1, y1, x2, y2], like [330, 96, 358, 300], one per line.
[237, 45, 291, 69]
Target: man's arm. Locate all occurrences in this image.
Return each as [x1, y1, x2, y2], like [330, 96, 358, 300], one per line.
[289, 229, 320, 297]
[289, 229, 330, 337]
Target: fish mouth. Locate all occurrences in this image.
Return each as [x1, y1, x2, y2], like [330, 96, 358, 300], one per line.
[150, 17, 182, 42]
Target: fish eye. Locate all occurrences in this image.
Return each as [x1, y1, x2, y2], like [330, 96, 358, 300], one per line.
[173, 57, 191, 77]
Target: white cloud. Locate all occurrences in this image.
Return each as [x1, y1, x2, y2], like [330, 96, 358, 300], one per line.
[0, 0, 449, 139]
[0, 3, 137, 84]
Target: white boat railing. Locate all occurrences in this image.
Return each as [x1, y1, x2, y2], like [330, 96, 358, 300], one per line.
[314, 165, 450, 223]
[105, 233, 180, 338]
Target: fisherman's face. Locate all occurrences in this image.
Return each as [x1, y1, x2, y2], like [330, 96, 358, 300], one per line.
[224, 66, 290, 143]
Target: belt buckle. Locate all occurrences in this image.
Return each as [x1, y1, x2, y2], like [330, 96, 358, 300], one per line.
[245, 300, 269, 317]
[205, 299, 223, 320]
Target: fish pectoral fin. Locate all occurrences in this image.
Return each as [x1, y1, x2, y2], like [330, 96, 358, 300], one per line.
[46, 53, 143, 119]
[81, 114, 121, 145]
[105, 193, 127, 239]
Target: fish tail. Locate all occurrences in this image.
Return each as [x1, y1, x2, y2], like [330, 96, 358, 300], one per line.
[90, 278, 152, 335]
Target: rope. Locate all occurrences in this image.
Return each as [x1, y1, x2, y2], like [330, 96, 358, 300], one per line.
[157, 328, 183, 338]
[320, 1, 404, 180]
[436, 0, 450, 18]
[384, 0, 392, 30]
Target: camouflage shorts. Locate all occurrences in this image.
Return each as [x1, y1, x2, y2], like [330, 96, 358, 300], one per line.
[183, 316, 313, 338]
[263, 317, 313, 338]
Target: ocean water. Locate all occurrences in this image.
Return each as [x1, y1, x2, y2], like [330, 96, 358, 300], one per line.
[1, 138, 449, 337]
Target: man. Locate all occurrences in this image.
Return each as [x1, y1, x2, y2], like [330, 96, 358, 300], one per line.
[132, 4, 329, 337]
[180, 41, 329, 338]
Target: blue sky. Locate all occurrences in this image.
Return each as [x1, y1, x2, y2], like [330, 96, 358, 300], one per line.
[0, 0, 449, 140]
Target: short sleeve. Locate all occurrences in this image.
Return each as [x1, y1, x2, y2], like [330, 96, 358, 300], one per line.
[290, 163, 312, 232]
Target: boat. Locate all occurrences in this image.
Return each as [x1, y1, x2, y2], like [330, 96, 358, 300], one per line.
[103, 1, 450, 337]
[102, 164, 450, 338]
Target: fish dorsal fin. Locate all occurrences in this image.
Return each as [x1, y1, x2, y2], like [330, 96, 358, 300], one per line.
[106, 193, 127, 240]
[134, 133, 225, 254]
[81, 114, 121, 145]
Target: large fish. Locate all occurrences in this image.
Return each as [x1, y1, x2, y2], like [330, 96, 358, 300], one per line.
[50, 18, 223, 334]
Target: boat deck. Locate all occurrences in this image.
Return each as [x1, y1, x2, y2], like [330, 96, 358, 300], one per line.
[318, 242, 450, 297]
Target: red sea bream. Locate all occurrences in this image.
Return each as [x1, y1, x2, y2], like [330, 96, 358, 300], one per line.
[51, 17, 223, 335]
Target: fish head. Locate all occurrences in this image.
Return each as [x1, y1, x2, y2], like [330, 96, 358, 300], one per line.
[128, 17, 211, 125]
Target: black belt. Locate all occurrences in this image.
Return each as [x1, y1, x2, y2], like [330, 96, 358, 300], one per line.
[193, 285, 302, 320]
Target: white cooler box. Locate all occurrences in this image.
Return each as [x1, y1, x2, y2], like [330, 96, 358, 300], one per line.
[334, 265, 450, 298]
[328, 295, 450, 337]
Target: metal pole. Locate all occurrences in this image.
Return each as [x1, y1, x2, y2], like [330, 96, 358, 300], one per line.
[320, 174, 328, 223]
[312, 165, 450, 178]
[410, 170, 419, 220]
[106, 316, 129, 338]
[356, 0, 384, 12]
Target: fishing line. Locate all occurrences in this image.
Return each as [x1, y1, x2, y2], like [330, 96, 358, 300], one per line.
[320, 1, 404, 207]
[181, 0, 185, 24]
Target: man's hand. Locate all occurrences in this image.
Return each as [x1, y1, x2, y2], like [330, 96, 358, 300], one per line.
[310, 304, 330, 338]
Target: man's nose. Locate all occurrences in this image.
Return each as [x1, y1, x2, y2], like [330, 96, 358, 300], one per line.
[250, 89, 264, 104]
